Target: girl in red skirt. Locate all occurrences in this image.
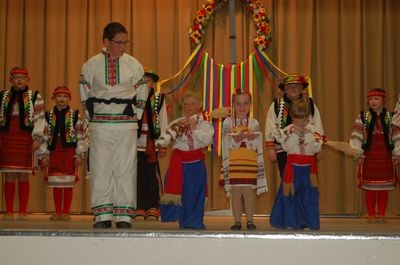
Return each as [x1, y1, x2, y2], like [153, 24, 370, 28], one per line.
[350, 88, 400, 223]
[0, 67, 47, 221]
[42, 86, 89, 221]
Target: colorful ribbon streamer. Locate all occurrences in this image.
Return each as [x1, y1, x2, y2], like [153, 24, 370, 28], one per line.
[158, 45, 311, 155]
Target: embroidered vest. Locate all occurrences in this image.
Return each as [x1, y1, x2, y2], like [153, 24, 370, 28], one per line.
[45, 106, 79, 150]
[0, 87, 38, 131]
[138, 88, 165, 139]
[360, 108, 394, 151]
[274, 96, 315, 129]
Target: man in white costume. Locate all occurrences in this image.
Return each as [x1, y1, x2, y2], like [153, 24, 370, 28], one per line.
[393, 95, 400, 128]
[80, 22, 148, 229]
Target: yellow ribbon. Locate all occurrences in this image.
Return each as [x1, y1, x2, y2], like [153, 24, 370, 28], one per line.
[259, 49, 313, 98]
[304, 76, 313, 98]
[259, 49, 288, 76]
[156, 44, 203, 93]
[249, 55, 254, 118]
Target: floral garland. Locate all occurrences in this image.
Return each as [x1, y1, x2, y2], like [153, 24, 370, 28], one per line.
[189, 0, 272, 50]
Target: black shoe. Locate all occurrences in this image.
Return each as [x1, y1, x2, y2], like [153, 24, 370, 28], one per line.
[230, 222, 242, 230]
[116, 221, 132, 229]
[93, 220, 112, 228]
[246, 221, 256, 230]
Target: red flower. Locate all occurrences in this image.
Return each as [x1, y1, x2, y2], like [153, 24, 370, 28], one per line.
[196, 9, 206, 17]
[190, 0, 271, 50]
[192, 24, 200, 31]
[205, 5, 214, 14]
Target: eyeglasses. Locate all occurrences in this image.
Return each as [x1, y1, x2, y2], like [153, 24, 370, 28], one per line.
[110, 40, 130, 46]
[11, 75, 28, 80]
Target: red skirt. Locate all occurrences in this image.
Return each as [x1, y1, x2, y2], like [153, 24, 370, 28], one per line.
[361, 133, 396, 190]
[0, 116, 33, 171]
[46, 138, 77, 187]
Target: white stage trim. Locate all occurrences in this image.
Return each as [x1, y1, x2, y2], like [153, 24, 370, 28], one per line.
[1, 229, 400, 265]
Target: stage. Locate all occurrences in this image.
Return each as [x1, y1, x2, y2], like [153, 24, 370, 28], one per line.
[1, 214, 400, 265]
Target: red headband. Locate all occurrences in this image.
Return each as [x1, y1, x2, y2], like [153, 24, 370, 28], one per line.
[233, 88, 252, 101]
[9, 67, 29, 81]
[52, 86, 71, 99]
[367, 89, 385, 99]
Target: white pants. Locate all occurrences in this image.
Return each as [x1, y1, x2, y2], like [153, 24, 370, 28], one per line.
[90, 126, 137, 222]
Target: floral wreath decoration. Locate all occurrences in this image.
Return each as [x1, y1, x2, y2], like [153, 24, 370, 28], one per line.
[189, 0, 272, 50]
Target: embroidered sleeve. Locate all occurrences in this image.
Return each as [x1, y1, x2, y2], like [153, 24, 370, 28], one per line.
[274, 124, 291, 145]
[132, 62, 147, 120]
[192, 116, 214, 149]
[349, 114, 364, 157]
[31, 93, 49, 158]
[132, 79, 147, 120]
[158, 95, 169, 135]
[303, 128, 323, 154]
[277, 128, 289, 152]
[392, 124, 400, 157]
[75, 115, 89, 158]
[155, 118, 181, 147]
[36, 117, 50, 158]
[31, 93, 46, 143]
[393, 95, 400, 127]
[311, 103, 324, 135]
[80, 63, 92, 121]
[264, 102, 278, 145]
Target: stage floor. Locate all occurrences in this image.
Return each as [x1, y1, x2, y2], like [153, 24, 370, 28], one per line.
[1, 214, 400, 265]
[1, 214, 400, 237]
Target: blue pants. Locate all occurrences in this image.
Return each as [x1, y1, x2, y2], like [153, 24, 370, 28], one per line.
[160, 160, 207, 229]
[270, 164, 320, 230]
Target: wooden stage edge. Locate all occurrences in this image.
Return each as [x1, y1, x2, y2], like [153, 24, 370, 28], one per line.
[1, 214, 400, 265]
[1, 214, 400, 239]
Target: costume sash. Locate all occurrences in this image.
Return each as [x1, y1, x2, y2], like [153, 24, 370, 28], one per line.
[283, 154, 318, 196]
[160, 149, 204, 205]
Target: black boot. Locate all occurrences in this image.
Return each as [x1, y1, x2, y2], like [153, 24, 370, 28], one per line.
[116, 221, 132, 229]
[246, 221, 256, 230]
[230, 222, 242, 230]
[93, 220, 112, 228]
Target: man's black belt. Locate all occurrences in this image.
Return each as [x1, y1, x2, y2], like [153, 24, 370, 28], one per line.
[86, 97, 137, 117]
